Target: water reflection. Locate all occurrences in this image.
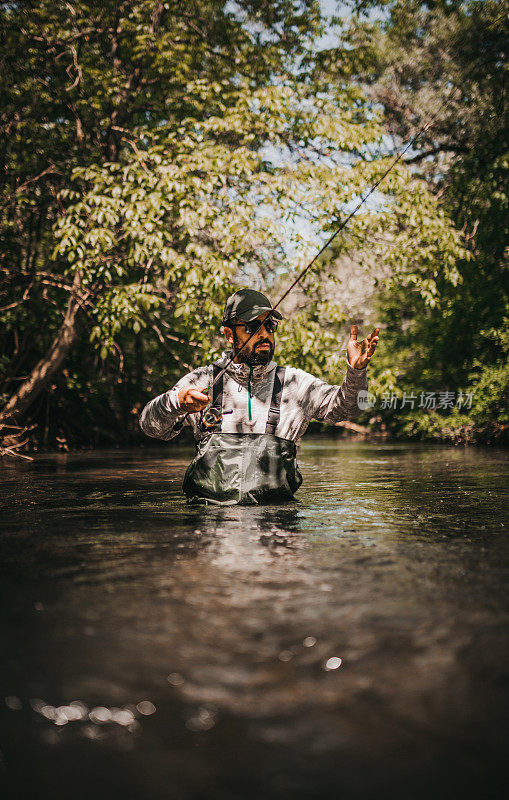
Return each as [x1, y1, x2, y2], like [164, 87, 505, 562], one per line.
[0, 440, 508, 799]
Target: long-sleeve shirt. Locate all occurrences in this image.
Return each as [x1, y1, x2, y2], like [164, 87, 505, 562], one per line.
[139, 352, 368, 445]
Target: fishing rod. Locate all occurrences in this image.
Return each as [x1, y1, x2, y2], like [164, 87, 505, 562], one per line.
[209, 111, 445, 385]
[179, 114, 441, 431]
[177, 12, 504, 428]
[196, 117, 433, 410]
[214, 11, 507, 381]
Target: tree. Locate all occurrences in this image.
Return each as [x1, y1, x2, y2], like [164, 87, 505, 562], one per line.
[0, 0, 471, 447]
[318, 0, 508, 440]
[0, 0, 323, 434]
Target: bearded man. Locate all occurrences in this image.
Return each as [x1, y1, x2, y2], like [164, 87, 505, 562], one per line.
[139, 289, 379, 505]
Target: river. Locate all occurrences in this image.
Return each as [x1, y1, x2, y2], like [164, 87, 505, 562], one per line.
[0, 439, 508, 799]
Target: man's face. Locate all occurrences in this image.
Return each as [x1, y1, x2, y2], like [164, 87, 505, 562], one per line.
[225, 313, 276, 366]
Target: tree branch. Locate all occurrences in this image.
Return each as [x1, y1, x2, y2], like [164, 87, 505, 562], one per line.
[15, 165, 60, 195]
[151, 322, 193, 371]
[405, 144, 469, 164]
[0, 271, 83, 422]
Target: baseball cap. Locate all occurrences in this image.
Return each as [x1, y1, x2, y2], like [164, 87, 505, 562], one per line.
[222, 289, 283, 325]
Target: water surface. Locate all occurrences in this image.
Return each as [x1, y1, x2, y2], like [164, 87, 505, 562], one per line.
[0, 440, 508, 799]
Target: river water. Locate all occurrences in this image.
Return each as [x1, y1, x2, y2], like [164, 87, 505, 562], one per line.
[0, 440, 508, 799]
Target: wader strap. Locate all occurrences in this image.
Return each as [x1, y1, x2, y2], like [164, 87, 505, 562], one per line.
[265, 366, 286, 435]
[209, 364, 224, 432]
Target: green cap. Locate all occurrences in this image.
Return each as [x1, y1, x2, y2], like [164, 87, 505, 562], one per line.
[222, 289, 282, 326]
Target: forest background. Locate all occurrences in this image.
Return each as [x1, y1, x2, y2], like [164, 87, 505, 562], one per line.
[1, 0, 507, 452]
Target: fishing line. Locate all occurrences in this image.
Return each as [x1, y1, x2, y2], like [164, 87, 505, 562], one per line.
[215, 10, 507, 380]
[206, 122, 428, 393]
[177, 9, 505, 421]
[206, 103, 443, 388]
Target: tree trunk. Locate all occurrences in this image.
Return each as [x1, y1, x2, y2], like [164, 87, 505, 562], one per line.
[0, 272, 82, 423]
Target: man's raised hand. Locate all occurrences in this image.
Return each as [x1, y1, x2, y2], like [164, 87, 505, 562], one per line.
[178, 386, 211, 413]
[347, 325, 380, 370]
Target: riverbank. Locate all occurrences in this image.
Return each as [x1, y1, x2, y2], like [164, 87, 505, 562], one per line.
[1, 417, 507, 460]
[376, 415, 509, 447]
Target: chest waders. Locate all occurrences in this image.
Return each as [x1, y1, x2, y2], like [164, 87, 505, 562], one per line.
[182, 365, 302, 505]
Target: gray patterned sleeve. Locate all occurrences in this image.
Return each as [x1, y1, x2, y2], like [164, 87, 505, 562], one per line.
[297, 359, 368, 423]
[139, 366, 212, 441]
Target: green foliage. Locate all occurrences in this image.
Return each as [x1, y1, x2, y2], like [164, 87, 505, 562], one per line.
[52, 80, 468, 376]
[0, 0, 322, 440]
[0, 0, 493, 448]
[332, 0, 508, 443]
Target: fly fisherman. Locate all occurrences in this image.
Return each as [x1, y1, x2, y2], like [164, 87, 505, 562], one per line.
[139, 289, 379, 505]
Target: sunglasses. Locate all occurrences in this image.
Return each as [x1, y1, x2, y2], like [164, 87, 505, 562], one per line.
[235, 318, 279, 335]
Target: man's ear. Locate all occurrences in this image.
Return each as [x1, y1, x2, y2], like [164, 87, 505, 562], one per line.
[224, 325, 234, 345]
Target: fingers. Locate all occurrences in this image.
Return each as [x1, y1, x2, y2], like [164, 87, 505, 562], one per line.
[348, 326, 380, 369]
[351, 325, 380, 344]
[187, 390, 211, 411]
[178, 386, 212, 412]
[367, 336, 379, 354]
[364, 328, 380, 357]
[192, 388, 211, 402]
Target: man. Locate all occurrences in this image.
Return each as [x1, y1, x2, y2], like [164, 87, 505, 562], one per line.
[139, 288, 379, 505]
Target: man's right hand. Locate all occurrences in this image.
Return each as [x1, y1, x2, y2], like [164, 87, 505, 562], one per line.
[178, 386, 211, 413]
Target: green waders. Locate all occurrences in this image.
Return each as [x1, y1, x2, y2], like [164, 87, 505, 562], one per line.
[182, 366, 302, 505]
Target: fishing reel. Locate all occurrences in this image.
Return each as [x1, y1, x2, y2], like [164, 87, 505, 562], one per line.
[200, 407, 233, 431]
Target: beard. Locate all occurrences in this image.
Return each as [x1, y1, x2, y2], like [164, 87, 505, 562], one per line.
[232, 331, 274, 366]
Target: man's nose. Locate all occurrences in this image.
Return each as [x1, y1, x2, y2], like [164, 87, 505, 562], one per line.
[256, 324, 271, 338]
